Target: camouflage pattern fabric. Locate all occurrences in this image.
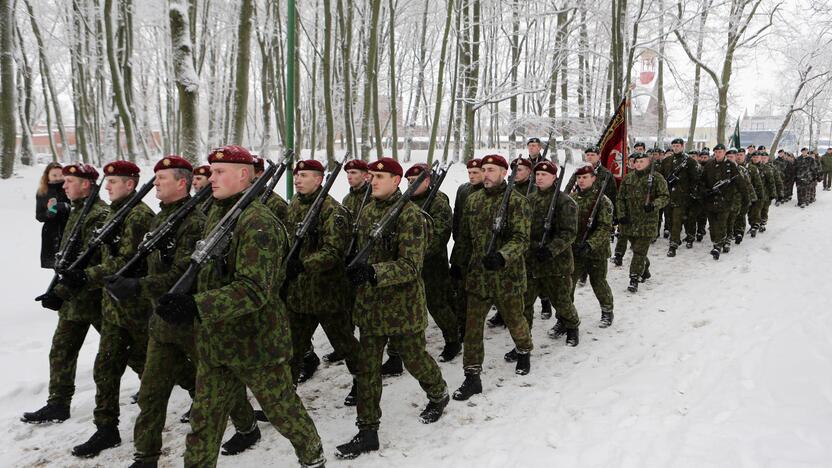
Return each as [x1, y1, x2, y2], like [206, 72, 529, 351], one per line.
[572, 188, 614, 313]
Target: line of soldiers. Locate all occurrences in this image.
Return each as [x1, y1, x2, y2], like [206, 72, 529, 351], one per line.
[21, 136, 827, 466]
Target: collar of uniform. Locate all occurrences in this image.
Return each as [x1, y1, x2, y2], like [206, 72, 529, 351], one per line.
[471, 182, 484, 192]
[537, 184, 556, 196]
[575, 186, 596, 197]
[373, 188, 402, 206]
[483, 180, 508, 196]
[214, 191, 245, 210]
[109, 191, 137, 211]
[635, 167, 649, 177]
[350, 182, 368, 194]
[297, 185, 323, 204]
[159, 194, 191, 213]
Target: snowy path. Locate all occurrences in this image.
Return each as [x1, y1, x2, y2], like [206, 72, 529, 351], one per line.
[1, 164, 831, 467]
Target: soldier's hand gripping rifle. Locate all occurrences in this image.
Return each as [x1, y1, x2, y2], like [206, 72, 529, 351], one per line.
[538, 161, 566, 249]
[38, 177, 103, 298]
[346, 166, 432, 270]
[167, 160, 278, 295]
[259, 149, 295, 203]
[665, 154, 690, 187]
[484, 164, 519, 259]
[579, 171, 611, 245]
[284, 153, 349, 270]
[708, 172, 738, 196]
[419, 160, 444, 211]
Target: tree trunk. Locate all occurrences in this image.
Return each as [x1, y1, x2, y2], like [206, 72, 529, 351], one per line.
[1, 0, 16, 178]
[169, 1, 200, 164]
[425, 0, 455, 164]
[686, 3, 710, 150]
[322, 0, 335, 165]
[360, 0, 382, 160]
[462, 0, 480, 162]
[386, 0, 399, 160]
[509, 0, 519, 148]
[657, 0, 666, 144]
[104, 0, 138, 161]
[336, 0, 355, 157]
[230, 0, 253, 145]
[15, 25, 34, 166]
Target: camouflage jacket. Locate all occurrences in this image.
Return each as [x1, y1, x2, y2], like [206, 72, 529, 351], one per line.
[140, 196, 206, 344]
[660, 152, 700, 207]
[737, 165, 758, 205]
[54, 195, 109, 323]
[352, 190, 428, 336]
[726, 164, 753, 210]
[774, 157, 795, 181]
[757, 162, 778, 200]
[567, 163, 617, 211]
[813, 157, 824, 181]
[616, 168, 669, 237]
[794, 156, 817, 183]
[411, 189, 452, 261]
[513, 178, 534, 197]
[456, 181, 531, 297]
[701, 159, 739, 211]
[452, 182, 483, 241]
[194, 195, 291, 368]
[747, 163, 767, 201]
[342, 183, 370, 219]
[525, 186, 576, 278]
[84, 194, 154, 329]
[573, 187, 613, 260]
[284, 188, 352, 316]
[263, 192, 289, 223]
[769, 162, 784, 198]
[821, 153, 832, 172]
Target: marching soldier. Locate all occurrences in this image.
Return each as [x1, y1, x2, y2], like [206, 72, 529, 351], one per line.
[342, 158, 371, 218]
[822, 147, 832, 191]
[795, 149, 817, 208]
[526, 137, 547, 165]
[452, 155, 534, 402]
[154, 146, 325, 468]
[616, 153, 669, 292]
[700, 144, 737, 259]
[659, 138, 700, 256]
[336, 157, 449, 459]
[193, 165, 213, 215]
[748, 151, 768, 235]
[450, 158, 484, 332]
[571, 164, 615, 330]
[723, 149, 753, 252]
[253, 156, 289, 223]
[612, 153, 637, 266]
[26, 164, 109, 424]
[70, 160, 154, 458]
[733, 149, 758, 244]
[567, 147, 618, 213]
[691, 149, 709, 243]
[511, 157, 534, 195]
[758, 152, 779, 231]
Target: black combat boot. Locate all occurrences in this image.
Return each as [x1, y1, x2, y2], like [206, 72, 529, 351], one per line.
[734, 233, 743, 244]
[710, 247, 721, 260]
[381, 354, 403, 377]
[452, 373, 482, 401]
[627, 276, 639, 292]
[438, 341, 462, 362]
[335, 429, 380, 459]
[298, 350, 321, 383]
[663, 229, 670, 239]
[685, 239, 694, 249]
[221, 426, 261, 455]
[418, 394, 450, 424]
[566, 329, 579, 347]
[547, 320, 567, 339]
[344, 379, 358, 406]
[599, 311, 614, 328]
[128, 460, 158, 468]
[612, 254, 623, 266]
[750, 225, 759, 237]
[578, 272, 588, 286]
[179, 405, 192, 423]
[21, 403, 69, 424]
[540, 297, 553, 319]
[640, 268, 651, 282]
[667, 245, 677, 257]
[696, 233, 704, 242]
[323, 350, 345, 363]
[71, 425, 121, 458]
[515, 352, 531, 375]
[722, 244, 731, 253]
[486, 311, 505, 328]
[759, 223, 767, 233]
[503, 347, 518, 362]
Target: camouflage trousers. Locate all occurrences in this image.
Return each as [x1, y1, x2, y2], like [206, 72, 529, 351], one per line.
[93, 320, 148, 428]
[798, 183, 813, 205]
[666, 204, 695, 246]
[134, 334, 257, 464]
[706, 209, 730, 246]
[627, 237, 652, 278]
[760, 199, 772, 225]
[784, 177, 795, 198]
[572, 256, 614, 314]
[614, 233, 629, 257]
[423, 267, 461, 344]
[524, 275, 579, 330]
[289, 311, 360, 382]
[464, 292, 533, 374]
[748, 201, 763, 227]
[449, 273, 469, 335]
[724, 207, 740, 245]
[823, 172, 831, 190]
[185, 361, 324, 468]
[356, 332, 447, 431]
[689, 202, 708, 237]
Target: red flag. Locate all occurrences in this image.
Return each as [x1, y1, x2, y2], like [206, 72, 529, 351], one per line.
[597, 97, 628, 187]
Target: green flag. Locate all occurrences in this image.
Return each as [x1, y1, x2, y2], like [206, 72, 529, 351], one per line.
[730, 119, 741, 149]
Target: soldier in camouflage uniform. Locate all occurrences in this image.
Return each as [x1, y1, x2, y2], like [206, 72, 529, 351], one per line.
[253, 156, 289, 223]
[795, 149, 817, 208]
[612, 153, 638, 266]
[526, 137, 547, 166]
[342, 159, 371, 219]
[283, 159, 361, 402]
[452, 155, 533, 402]
[690, 149, 710, 242]
[616, 153, 669, 292]
[64, 161, 154, 458]
[747, 151, 768, 235]
[336, 157, 449, 460]
[811, 150, 823, 202]
[821, 147, 832, 191]
[566, 146, 618, 215]
[774, 150, 795, 200]
[449, 158, 484, 333]
[722, 150, 754, 252]
[193, 165, 214, 215]
[154, 146, 325, 468]
[571, 164, 615, 331]
[733, 149, 758, 244]
[758, 152, 780, 231]
[700, 144, 738, 259]
[26, 164, 109, 424]
[518, 161, 579, 353]
[511, 157, 535, 196]
[659, 138, 700, 256]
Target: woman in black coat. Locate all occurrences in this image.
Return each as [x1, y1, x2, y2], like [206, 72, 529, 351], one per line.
[35, 163, 71, 268]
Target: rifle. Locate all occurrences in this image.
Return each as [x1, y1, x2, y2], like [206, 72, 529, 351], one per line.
[710, 173, 739, 194]
[484, 164, 519, 258]
[579, 172, 611, 244]
[284, 153, 349, 266]
[167, 159, 278, 295]
[644, 160, 656, 207]
[420, 160, 445, 211]
[260, 149, 295, 203]
[539, 161, 566, 248]
[111, 185, 213, 282]
[345, 183, 372, 261]
[665, 154, 690, 187]
[347, 166, 432, 269]
[40, 178, 103, 296]
[527, 131, 555, 197]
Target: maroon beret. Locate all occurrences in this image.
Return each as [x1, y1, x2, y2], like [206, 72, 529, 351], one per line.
[405, 163, 430, 178]
[252, 156, 265, 173]
[344, 159, 369, 171]
[466, 158, 483, 169]
[533, 161, 558, 176]
[154, 155, 193, 173]
[62, 163, 99, 180]
[368, 157, 403, 178]
[511, 157, 532, 169]
[103, 160, 140, 178]
[208, 145, 254, 165]
[481, 154, 508, 170]
[574, 164, 596, 176]
[293, 159, 325, 175]
[193, 165, 211, 177]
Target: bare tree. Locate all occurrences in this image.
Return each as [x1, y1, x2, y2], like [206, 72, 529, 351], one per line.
[0, 0, 16, 178]
[170, 0, 200, 163]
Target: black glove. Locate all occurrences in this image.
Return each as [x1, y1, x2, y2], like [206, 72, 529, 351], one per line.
[482, 252, 506, 271]
[575, 241, 591, 257]
[617, 216, 630, 225]
[104, 275, 140, 302]
[155, 293, 198, 325]
[534, 246, 551, 262]
[346, 262, 376, 287]
[284, 256, 305, 283]
[58, 269, 87, 289]
[643, 203, 655, 213]
[448, 264, 463, 280]
[35, 292, 63, 311]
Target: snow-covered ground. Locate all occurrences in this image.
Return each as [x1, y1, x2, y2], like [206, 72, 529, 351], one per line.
[1, 155, 831, 468]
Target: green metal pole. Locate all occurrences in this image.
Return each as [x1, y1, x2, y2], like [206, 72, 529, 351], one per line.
[285, 0, 295, 198]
